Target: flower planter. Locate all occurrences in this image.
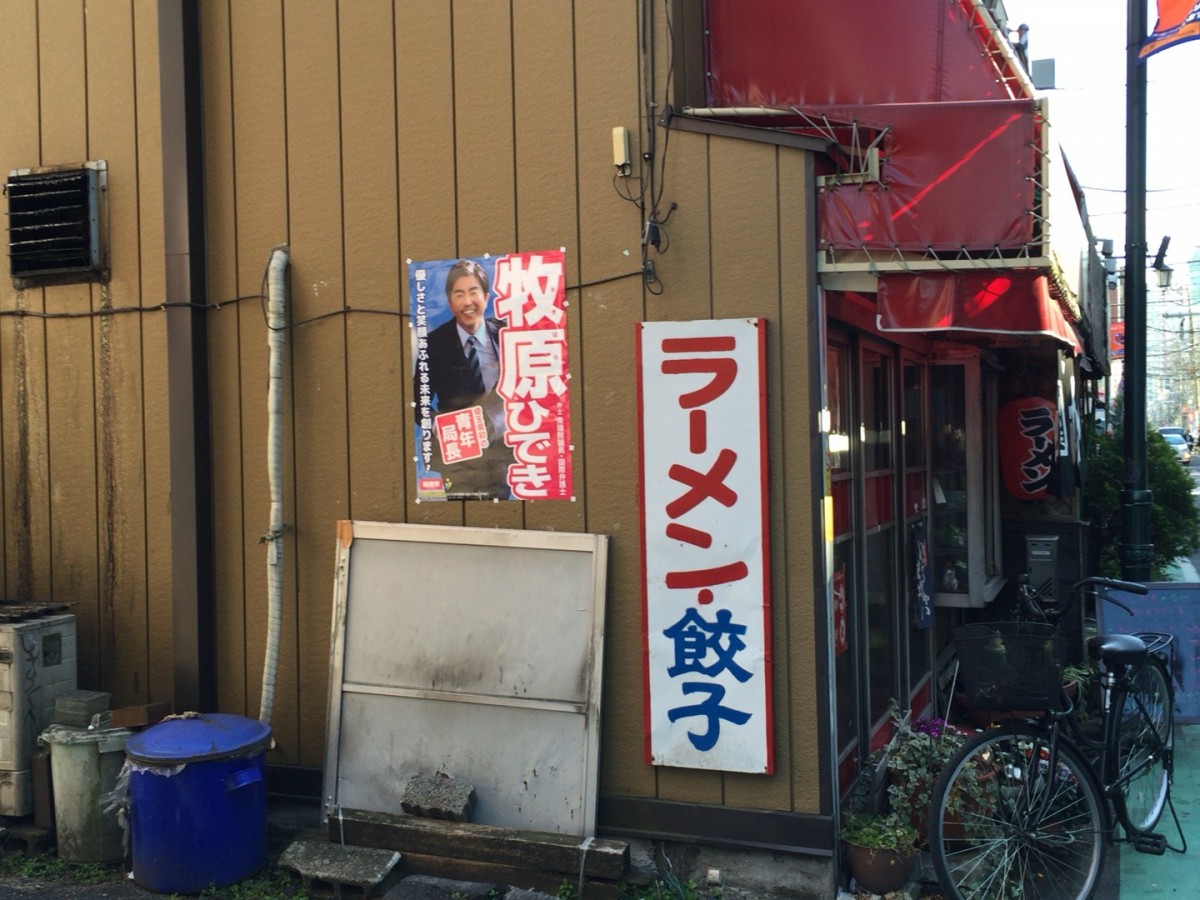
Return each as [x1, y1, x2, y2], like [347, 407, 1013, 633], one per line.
[844, 841, 914, 894]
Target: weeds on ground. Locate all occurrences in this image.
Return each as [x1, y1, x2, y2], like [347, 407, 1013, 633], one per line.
[196, 867, 309, 898]
[0, 849, 310, 899]
[0, 850, 121, 884]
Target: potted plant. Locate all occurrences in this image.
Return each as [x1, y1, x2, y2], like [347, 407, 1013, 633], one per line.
[841, 812, 918, 895]
[883, 704, 971, 845]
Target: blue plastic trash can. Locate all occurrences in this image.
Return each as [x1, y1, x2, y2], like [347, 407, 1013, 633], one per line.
[125, 713, 272, 893]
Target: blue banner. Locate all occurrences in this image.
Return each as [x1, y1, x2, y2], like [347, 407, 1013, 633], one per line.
[913, 522, 933, 630]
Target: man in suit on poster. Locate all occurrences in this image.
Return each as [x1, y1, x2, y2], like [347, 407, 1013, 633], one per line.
[419, 259, 514, 498]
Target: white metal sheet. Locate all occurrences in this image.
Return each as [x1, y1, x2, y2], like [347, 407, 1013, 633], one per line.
[323, 521, 607, 835]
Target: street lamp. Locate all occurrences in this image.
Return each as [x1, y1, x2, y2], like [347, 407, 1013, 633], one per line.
[1151, 247, 1173, 411]
[1160, 266, 1200, 437]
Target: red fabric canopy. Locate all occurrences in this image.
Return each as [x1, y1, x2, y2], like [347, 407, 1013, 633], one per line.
[816, 100, 1038, 252]
[876, 272, 1081, 353]
[706, 0, 1016, 106]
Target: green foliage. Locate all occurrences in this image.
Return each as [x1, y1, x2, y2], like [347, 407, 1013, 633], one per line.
[1084, 426, 1200, 579]
[0, 851, 308, 899]
[883, 708, 968, 837]
[197, 868, 309, 898]
[0, 852, 120, 884]
[840, 812, 919, 852]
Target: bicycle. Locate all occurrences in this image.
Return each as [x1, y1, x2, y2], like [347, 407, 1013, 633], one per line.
[928, 575, 1186, 899]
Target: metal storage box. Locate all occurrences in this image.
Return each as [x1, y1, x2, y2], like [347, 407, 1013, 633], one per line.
[0, 613, 78, 815]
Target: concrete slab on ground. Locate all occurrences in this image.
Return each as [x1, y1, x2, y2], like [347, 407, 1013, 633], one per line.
[278, 838, 401, 896]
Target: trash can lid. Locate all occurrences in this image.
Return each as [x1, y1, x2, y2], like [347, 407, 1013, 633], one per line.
[40, 723, 133, 747]
[125, 713, 272, 765]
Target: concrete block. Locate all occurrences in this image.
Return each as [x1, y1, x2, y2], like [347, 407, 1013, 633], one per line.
[4, 822, 54, 857]
[278, 838, 401, 896]
[401, 773, 477, 822]
[52, 689, 110, 727]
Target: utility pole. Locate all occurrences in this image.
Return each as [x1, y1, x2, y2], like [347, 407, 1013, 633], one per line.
[1120, 0, 1152, 581]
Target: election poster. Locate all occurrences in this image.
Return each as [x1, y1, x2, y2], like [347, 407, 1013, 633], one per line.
[409, 251, 572, 501]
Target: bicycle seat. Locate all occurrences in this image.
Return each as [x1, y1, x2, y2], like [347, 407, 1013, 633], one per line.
[1087, 632, 1148, 666]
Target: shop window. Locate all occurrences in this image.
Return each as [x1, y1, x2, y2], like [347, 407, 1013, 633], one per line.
[930, 354, 1004, 607]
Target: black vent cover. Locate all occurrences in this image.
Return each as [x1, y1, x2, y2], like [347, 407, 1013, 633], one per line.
[6, 162, 108, 288]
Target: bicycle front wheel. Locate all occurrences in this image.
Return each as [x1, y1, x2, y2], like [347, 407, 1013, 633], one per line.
[1111, 658, 1172, 835]
[930, 726, 1105, 900]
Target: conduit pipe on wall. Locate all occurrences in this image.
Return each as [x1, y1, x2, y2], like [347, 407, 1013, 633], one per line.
[259, 245, 290, 724]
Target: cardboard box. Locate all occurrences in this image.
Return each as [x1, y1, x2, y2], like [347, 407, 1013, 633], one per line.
[110, 701, 172, 729]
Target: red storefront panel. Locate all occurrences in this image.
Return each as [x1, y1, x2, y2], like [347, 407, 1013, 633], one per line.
[863, 475, 895, 531]
[831, 479, 852, 538]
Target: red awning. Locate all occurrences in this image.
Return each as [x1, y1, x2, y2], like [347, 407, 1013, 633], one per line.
[876, 272, 1081, 354]
[706, 0, 1020, 106]
[816, 99, 1038, 253]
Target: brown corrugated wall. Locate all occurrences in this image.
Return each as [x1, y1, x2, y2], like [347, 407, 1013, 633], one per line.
[0, 0, 822, 818]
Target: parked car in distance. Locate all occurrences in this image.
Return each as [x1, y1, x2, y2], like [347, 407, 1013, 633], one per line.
[1159, 425, 1194, 449]
[1164, 431, 1192, 465]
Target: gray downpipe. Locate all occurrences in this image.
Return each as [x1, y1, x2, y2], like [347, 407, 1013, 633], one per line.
[159, 0, 215, 713]
[259, 246, 290, 723]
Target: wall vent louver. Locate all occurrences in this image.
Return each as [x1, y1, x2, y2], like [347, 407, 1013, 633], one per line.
[5, 160, 108, 289]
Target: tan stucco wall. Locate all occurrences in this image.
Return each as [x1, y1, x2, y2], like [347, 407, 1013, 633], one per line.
[0, 0, 822, 816]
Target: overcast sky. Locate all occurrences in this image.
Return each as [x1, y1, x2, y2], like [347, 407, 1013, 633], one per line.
[1004, 0, 1200, 269]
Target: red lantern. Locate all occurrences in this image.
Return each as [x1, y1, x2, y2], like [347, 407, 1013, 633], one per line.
[999, 397, 1057, 500]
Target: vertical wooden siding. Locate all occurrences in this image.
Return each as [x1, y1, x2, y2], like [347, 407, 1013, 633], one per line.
[0, 0, 171, 705]
[1, 0, 821, 818]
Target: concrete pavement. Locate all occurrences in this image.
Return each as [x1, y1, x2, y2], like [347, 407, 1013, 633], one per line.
[1118, 543, 1200, 897]
[1117, 723, 1196, 898]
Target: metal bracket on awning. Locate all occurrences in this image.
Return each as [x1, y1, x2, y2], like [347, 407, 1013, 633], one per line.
[680, 105, 888, 183]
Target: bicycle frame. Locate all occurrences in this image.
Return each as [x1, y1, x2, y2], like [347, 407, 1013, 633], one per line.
[1018, 575, 1176, 833]
[931, 577, 1185, 900]
[1057, 653, 1172, 840]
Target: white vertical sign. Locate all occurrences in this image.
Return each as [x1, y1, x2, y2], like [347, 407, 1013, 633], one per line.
[638, 318, 773, 773]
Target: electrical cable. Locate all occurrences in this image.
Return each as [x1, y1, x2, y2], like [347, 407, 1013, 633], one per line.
[0, 265, 645, 329]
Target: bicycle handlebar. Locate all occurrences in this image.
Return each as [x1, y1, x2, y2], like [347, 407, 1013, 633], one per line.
[1071, 576, 1149, 616]
[1070, 576, 1150, 596]
[1018, 575, 1149, 620]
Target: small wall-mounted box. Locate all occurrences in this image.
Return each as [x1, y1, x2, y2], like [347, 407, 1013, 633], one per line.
[612, 126, 631, 169]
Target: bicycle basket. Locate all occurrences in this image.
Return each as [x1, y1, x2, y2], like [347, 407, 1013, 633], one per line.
[952, 622, 1070, 711]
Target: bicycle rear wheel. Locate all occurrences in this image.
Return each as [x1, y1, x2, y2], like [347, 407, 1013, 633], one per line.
[930, 725, 1105, 900]
[1111, 658, 1172, 835]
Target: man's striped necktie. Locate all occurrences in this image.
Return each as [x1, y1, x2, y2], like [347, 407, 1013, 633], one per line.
[466, 335, 486, 393]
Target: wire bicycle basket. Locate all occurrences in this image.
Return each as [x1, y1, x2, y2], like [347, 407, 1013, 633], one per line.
[953, 621, 1071, 711]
